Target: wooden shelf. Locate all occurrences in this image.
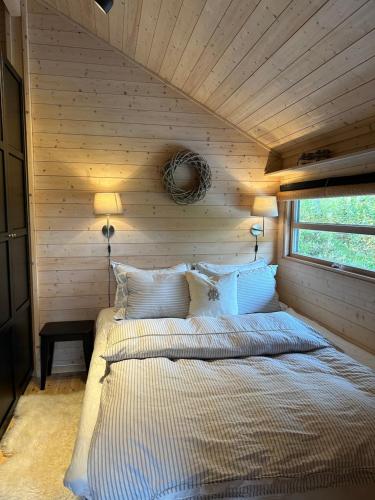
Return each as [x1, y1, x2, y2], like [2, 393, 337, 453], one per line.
[265, 148, 375, 177]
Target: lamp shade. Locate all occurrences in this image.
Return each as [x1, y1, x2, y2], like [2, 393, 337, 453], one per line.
[251, 196, 278, 217]
[94, 193, 123, 215]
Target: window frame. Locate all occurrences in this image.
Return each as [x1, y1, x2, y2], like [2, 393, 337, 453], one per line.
[288, 198, 375, 279]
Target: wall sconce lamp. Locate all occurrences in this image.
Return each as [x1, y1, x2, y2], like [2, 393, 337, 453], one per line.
[94, 0, 113, 14]
[250, 196, 278, 261]
[94, 192, 123, 240]
[94, 193, 123, 306]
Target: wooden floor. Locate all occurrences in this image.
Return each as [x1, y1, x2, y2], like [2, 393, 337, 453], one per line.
[24, 373, 87, 395]
[0, 374, 86, 464]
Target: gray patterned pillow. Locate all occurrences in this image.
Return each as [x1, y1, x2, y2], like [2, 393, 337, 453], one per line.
[125, 271, 190, 319]
[111, 261, 190, 311]
[237, 267, 280, 314]
[196, 258, 266, 275]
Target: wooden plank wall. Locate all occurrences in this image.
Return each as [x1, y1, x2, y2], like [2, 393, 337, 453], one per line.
[277, 257, 375, 353]
[40, 0, 375, 149]
[280, 115, 375, 173]
[27, 0, 279, 372]
[277, 128, 375, 354]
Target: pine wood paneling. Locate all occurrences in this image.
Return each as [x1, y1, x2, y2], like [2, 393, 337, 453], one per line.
[181, 0, 260, 95]
[135, 0, 162, 65]
[277, 258, 375, 353]
[275, 115, 375, 178]
[39, 0, 375, 150]
[276, 147, 375, 353]
[248, 57, 375, 140]
[205, 0, 329, 112]
[191, 0, 291, 106]
[147, 0, 183, 73]
[170, 0, 231, 89]
[28, 0, 278, 372]
[158, 0, 205, 82]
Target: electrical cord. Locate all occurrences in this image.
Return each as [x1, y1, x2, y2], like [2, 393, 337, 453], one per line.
[254, 235, 258, 261]
[107, 215, 111, 308]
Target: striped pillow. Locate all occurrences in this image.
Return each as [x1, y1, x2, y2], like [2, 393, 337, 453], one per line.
[238, 267, 280, 314]
[196, 259, 266, 275]
[111, 261, 189, 309]
[125, 271, 190, 319]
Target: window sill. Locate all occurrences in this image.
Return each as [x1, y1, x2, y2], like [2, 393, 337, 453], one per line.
[282, 255, 375, 284]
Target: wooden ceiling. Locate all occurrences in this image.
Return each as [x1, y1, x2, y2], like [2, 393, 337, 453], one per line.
[37, 0, 375, 152]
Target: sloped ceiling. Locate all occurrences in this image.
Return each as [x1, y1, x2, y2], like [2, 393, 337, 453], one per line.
[37, 0, 375, 152]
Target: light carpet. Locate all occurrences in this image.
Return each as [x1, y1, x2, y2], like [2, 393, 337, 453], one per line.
[0, 391, 84, 500]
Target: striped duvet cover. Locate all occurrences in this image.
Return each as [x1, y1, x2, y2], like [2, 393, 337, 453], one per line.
[88, 312, 375, 499]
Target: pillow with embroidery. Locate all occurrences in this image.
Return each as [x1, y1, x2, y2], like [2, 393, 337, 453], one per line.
[185, 271, 238, 318]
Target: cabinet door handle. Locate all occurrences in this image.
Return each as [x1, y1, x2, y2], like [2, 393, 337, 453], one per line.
[8, 233, 12, 239]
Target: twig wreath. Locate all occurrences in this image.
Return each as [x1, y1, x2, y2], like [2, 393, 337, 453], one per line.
[162, 150, 212, 205]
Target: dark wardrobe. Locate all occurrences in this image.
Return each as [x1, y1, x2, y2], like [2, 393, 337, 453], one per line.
[0, 58, 33, 439]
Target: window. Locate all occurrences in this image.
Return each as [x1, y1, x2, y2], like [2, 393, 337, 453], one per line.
[289, 195, 375, 276]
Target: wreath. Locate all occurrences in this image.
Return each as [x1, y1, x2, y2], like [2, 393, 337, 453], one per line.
[162, 150, 212, 205]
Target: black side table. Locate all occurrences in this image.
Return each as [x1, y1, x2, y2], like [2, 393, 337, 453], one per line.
[39, 320, 95, 390]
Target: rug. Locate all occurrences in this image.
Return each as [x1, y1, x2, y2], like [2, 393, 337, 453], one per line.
[0, 391, 84, 499]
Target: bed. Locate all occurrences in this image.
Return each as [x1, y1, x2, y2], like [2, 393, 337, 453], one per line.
[64, 306, 375, 500]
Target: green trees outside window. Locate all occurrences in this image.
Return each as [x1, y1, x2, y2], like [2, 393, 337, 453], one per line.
[292, 195, 375, 272]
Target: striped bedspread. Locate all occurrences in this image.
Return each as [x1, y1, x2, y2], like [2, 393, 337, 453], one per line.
[88, 312, 375, 499]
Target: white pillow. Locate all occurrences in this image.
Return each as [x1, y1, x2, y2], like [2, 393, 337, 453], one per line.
[196, 258, 266, 275]
[237, 266, 281, 314]
[111, 261, 189, 309]
[124, 271, 190, 319]
[186, 271, 238, 318]
[196, 261, 278, 312]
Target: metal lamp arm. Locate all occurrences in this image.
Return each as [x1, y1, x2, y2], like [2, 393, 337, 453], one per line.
[250, 217, 265, 261]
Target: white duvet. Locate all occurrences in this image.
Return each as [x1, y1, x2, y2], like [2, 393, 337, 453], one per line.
[87, 312, 375, 499]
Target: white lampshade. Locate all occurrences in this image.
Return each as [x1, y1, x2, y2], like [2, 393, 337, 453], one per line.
[251, 196, 278, 217]
[94, 193, 123, 215]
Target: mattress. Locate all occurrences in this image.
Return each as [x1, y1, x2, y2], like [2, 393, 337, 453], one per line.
[64, 307, 375, 499]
